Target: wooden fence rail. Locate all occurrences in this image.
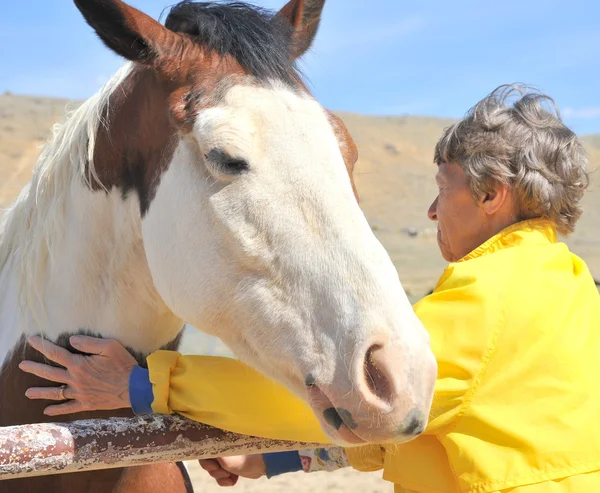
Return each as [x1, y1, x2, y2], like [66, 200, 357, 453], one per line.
[0, 415, 323, 480]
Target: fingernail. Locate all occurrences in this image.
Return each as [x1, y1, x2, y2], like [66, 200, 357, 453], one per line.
[27, 336, 41, 347]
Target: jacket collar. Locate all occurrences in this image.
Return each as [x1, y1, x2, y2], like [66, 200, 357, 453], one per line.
[458, 218, 558, 263]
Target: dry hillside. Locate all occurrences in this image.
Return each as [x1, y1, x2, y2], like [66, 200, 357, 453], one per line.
[3, 92, 598, 297]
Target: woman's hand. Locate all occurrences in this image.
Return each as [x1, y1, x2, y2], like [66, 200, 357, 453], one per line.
[199, 455, 266, 487]
[19, 335, 138, 416]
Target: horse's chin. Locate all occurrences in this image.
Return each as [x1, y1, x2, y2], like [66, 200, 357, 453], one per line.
[327, 425, 367, 446]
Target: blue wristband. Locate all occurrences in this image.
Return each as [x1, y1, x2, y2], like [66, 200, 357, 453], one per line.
[263, 451, 303, 478]
[129, 365, 154, 415]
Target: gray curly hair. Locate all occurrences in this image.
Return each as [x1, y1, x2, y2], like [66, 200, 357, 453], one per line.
[434, 84, 589, 235]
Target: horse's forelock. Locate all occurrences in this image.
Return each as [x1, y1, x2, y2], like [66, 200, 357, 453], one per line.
[163, 1, 299, 85]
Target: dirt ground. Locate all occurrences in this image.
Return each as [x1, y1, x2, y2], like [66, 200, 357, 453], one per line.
[184, 461, 389, 493]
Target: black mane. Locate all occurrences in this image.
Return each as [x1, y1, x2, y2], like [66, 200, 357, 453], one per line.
[164, 1, 299, 84]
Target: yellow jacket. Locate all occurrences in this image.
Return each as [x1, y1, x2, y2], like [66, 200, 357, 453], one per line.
[147, 219, 600, 492]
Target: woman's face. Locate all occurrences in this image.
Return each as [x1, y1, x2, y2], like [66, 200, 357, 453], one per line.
[428, 162, 490, 262]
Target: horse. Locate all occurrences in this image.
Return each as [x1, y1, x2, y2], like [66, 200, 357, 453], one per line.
[0, 0, 436, 491]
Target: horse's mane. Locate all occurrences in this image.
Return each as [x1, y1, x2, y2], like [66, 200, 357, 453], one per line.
[0, 64, 133, 321]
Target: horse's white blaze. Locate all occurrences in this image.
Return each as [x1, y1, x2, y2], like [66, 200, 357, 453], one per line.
[0, 69, 435, 445]
[143, 82, 434, 442]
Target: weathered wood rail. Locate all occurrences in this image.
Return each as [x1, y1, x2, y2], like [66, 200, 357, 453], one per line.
[0, 414, 324, 480]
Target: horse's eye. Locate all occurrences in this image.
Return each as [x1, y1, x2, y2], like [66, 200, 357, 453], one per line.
[205, 148, 249, 175]
[222, 158, 249, 173]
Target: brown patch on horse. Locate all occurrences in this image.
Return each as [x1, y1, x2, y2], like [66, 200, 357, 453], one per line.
[327, 112, 360, 201]
[88, 53, 249, 215]
[0, 332, 185, 493]
[114, 463, 193, 493]
[86, 25, 264, 215]
[88, 67, 178, 215]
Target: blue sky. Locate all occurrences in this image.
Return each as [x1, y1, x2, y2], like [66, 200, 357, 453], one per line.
[1, 0, 599, 134]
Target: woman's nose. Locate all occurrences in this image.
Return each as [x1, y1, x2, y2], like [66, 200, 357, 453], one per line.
[427, 196, 438, 221]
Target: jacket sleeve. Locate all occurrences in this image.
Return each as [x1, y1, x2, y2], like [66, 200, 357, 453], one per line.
[345, 444, 386, 472]
[146, 350, 331, 444]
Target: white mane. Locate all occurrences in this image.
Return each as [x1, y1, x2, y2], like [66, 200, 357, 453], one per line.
[0, 63, 133, 322]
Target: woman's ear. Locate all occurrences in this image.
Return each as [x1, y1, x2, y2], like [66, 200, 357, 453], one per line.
[480, 183, 510, 215]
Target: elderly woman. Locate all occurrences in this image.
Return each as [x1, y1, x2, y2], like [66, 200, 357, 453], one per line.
[20, 85, 600, 493]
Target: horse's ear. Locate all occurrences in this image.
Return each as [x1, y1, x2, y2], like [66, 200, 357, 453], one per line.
[275, 0, 326, 59]
[73, 0, 181, 65]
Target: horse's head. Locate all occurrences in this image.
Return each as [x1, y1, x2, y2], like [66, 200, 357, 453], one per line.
[74, 0, 436, 445]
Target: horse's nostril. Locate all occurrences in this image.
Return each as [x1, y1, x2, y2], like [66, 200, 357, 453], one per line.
[364, 344, 393, 404]
[401, 408, 426, 436]
[323, 407, 343, 430]
[323, 407, 357, 431]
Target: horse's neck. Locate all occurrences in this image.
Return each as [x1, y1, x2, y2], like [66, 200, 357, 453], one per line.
[0, 179, 184, 368]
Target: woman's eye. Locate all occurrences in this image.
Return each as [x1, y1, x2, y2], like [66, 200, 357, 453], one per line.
[206, 148, 249, 175]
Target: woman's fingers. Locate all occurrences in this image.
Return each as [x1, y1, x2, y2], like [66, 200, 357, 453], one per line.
[43, 400, 84, 416]
[27, 336, 77, 367]
[19, 361, 70, 384]
[201, 460, 231, 479]
[217, 476, 239, 487]
[210, 469, 234, 480]
[199, 459, 222, 473]
[200, 459, 239, 487]
[70, 335, 120, 356]
[19, 335, 135, 414]
[25, 385, 70, 401]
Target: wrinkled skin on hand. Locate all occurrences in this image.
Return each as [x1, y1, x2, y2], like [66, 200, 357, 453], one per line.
[19, 335, 137, 416]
